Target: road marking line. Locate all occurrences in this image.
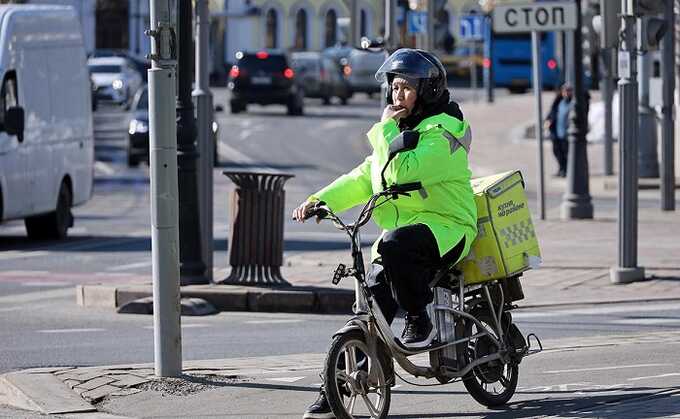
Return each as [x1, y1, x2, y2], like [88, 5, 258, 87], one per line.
[245, 319, 304, 325]
[545, 363, 670, 374]
[0, 288, 74, 304]
[107, 261, 151, 271]
[267, 376, 305, 383]
[628, 373, 680, 381]
[0, 307, 22, 312]
[611, 318, 680, 325]
[0, 251, 50, 261]
[37, 328, 106, 334]
[515, 302, 680, 318]
[21, 281, 69, 287]
[2, 270, 50, 276]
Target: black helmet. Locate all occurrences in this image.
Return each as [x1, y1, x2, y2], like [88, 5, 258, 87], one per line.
[375, 48, 447, 106]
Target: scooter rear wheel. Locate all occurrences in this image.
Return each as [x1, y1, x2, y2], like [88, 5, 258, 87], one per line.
[323, 330, 391, 419]
[462, 309, 519, 407]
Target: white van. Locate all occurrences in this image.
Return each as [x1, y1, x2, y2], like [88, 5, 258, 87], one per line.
[0, 5, 93, 240]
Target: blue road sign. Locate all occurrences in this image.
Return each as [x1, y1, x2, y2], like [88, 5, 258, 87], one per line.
[407, 11, 428, 34]
[459, 14, 485, 41]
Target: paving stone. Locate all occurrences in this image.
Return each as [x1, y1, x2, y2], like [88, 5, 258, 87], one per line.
[109, 388, 143, 397]
[110, 374, 150, 388]
[72, 370, 108, 381]
[63, 379, 81, 389]
[55, 373, 86, 382]
[75, 376, 117, 391]
[80, 384, 120, 402]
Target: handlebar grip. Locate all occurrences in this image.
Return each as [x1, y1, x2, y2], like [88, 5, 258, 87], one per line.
[391, 182, 422, 193]
[303, 203, 329, 220]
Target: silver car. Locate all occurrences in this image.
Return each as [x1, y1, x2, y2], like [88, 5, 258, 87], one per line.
[291, 51, 351, 105]
[88, 56, 143, 108]
[345, 49, 386, 97]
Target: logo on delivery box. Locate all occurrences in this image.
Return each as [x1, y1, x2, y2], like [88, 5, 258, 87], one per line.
[497, 200, 525, 217]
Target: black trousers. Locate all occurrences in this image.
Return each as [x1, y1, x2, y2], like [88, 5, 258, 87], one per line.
[552, 137, 569, 174]
[372, 223, 466, 320]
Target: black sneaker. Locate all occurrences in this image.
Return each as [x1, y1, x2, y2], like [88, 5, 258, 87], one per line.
[401, 312, 435, 346]
[303, 389, 335, 419]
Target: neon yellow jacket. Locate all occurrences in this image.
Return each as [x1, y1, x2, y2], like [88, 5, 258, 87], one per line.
[311, 113, 477, 263]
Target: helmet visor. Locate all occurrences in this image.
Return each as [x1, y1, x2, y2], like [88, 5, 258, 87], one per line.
[375, 48, 441, 83]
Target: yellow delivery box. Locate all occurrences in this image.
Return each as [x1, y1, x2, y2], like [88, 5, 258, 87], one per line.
[456, 170, 541, 285]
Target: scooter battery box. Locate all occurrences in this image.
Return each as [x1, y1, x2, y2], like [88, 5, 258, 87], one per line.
[456, 170, 542, 285]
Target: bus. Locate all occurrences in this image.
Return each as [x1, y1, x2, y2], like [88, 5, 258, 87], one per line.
[491, 31, 561, 93]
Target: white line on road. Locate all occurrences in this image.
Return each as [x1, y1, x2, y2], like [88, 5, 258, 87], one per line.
[21, 281, 69, 287]
[1, 270, 50, 276]
[610, 318, 680, 325]
[107, 261, 151, 272]
[514, 302, 680, 318]
[245, 320, 304, 325]
[545, 363, 670, 374]
[37, 328, 106, 334]
[628, 373, 680, 381]
[0, 307, 22, 312]
[267, 376, 306, 383]
[0, 288, 74, 304]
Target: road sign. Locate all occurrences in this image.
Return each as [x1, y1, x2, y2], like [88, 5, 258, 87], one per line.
[460, 14, 485, 41]
[493, 1, 577, 33]
[407, 11, 427, 34]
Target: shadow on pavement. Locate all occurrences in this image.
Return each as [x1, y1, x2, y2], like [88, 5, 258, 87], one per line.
[0, 235, 371, 253]
[390, 387, 677, 418]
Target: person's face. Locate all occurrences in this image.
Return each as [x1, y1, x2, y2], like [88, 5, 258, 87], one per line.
[562, 86, 573, 99]
[391, 77, 418, 114]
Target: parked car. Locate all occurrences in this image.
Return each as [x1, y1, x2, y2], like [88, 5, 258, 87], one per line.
[291, 52, 351, 105]
[228, 50, 304, 115]
[88, 56, 143, 107]
[344, 49, 385, 97]
[0, 5, 93, 240]
[91, 49, 151, 83]
[127, 86, 220, 167]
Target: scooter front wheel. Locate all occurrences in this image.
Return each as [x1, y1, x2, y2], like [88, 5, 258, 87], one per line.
[323, 330, 391, 419]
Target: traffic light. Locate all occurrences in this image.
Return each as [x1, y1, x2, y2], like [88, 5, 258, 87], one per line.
[638, 16, 667, 51]
[636, 0, 667, 52]
[591, 0, 620, 49]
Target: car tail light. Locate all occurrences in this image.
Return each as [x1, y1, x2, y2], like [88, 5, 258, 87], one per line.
[283, 68, 294, 79]
[547, 58, 558, 70]
[256, 51, 269, 59]
[343, 65, 352, 77]
[229, 65, 240, 79]
[482, 58, 491, 69]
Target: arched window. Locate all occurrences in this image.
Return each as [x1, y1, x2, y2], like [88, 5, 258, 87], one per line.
[324, 9, 337, 48]
[265, 9, 278, 49]
[360, 9, 367, 38]
[295, 9, 307, 50]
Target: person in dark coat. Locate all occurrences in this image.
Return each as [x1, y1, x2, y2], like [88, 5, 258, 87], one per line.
[544, 83, 573, 177]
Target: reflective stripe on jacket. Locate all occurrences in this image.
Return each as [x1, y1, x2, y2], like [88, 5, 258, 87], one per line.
[311, 113, 478, 262]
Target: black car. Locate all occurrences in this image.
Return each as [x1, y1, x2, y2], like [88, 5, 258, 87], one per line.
[228, 50, 304, 115]
[127, 86, 220, 167]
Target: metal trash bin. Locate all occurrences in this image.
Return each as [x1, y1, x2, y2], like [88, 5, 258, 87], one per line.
[221, 170, 294, 286]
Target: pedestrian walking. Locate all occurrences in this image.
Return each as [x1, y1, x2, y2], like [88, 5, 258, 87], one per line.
[544, 83, 573, 177]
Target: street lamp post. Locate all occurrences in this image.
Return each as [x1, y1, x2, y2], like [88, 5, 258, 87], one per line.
[611, 1, 644, 284]
[560, 0, 593, 220]
[177, 0, 208, 285]
[147, 0, 182, 377]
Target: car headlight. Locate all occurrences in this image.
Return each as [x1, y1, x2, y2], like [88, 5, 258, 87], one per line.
[129, 119, 148, 134]
[212, 121, 219, 134]
[112, 79, 124, 90]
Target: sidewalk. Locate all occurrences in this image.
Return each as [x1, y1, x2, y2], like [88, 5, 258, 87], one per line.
[3, 93, 679, 418]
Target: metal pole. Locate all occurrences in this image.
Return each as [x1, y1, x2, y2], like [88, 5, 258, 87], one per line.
[602, 48, 614, 176]
[638, 47, 660, 178]
[426, 0, 434, 51]
[661, 1, 676, 211]
[532, 31, 545, 221]
[484, 15, 494, 104]
[147, 0, 182, 377]
[611, 1, 644, 284]
[561, 0, 593, 220]
[193, 0, 214, 282]
[177, 0, 208, 284]
[471, 42, 478, 103]
[350, 0, 358, 47]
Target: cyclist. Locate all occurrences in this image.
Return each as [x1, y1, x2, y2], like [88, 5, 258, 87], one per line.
[293, 48, 477, 419]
